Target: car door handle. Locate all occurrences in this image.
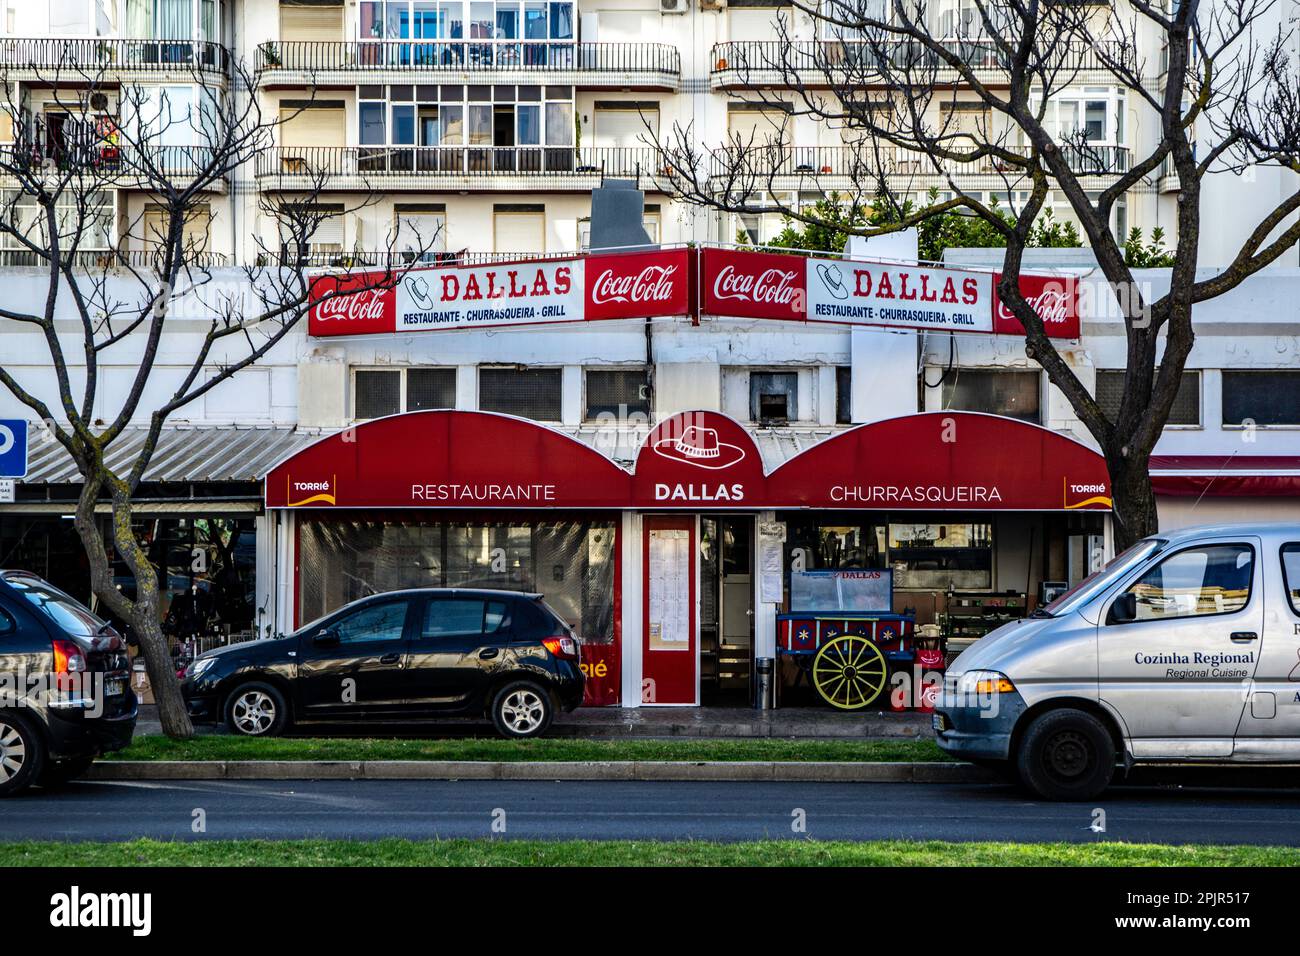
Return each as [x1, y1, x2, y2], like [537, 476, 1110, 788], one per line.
[479, 648, 500, 660]
[379, 653, 402, 664]
[1230, 632, 1258, 643]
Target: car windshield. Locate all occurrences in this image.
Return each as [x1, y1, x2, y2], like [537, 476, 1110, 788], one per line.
[2, 572, 107, 638]
[1034, 538, 1167, 617]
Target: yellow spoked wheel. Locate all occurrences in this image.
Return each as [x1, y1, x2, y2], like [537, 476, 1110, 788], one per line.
[812, 634, 889, 710]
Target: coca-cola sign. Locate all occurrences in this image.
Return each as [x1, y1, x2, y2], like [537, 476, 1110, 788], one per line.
[992, 272, 1080, 339]
[308, 274, 397, 336]
[585, 249, 691, 321]
[701, 249, 806, 321]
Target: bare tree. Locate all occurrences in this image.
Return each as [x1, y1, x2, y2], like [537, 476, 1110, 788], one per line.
[658, 0, 1300, 547]
[0, 48, 436, 737]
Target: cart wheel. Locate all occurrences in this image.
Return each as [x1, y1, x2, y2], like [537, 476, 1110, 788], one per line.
[812, 634, 889, 710]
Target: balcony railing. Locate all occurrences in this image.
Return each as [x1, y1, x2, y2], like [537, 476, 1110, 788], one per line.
[259, 249, 581, 269]
[255, 145, 672, 185]
[1, 143, 228, 182]
[255, 39, 679, 83]
[709, 143, 1131, 181]
[0, 248, 231, 269]
[711, 39, 1128, 83]
[0, 37, 230, 76]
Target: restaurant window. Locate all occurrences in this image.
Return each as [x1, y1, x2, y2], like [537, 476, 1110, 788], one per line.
[585, 368, 649, 420]
[1222, 370, 1300, 426]
[785, 520, 886, 574]
[1095, 369, 1200, 426]
[941, 369, 1040, 423]
[353, 367, 458, 419]
[888, 522, 993, 590]
[297, 518, 615, 643]
[835, 366, 852, 424]
[750, 371, 798, 423]
[479, 366, 562, 421]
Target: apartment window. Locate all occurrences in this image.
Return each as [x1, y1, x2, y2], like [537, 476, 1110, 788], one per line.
[1223, 371, 1300, 426]
[593, 102, 659, 149]
[354, 367, 458, 419]
[395, 204, 447, 262]
[836, 366, 852, 424]
[585, 368, 649, 420]
[494, 204, 544, 253]
[280, 202, 345, 260]
[479, 367, 562, 421]
[942, 369, 1041, 423]
[1, 189, 113, 251]
[142, 202, 211, 255]
[1095, 369, 1200, 426]
[750, 371, 798, 423]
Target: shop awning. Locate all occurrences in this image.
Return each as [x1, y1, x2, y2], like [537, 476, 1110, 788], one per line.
[264, 409, 1112, 511]
[1151, 455, 1300, 497]
[18, 425, 324, 485]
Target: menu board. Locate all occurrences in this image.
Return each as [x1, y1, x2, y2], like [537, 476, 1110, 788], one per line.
[648, 529, 690, 651]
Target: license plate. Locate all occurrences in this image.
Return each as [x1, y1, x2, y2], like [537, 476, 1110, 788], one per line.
[105, 679, 125, 698]
[932, 713, 948, 733]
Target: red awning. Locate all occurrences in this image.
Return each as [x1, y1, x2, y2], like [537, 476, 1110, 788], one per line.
[1151, 455, 1300, 497]
[264, 410, 1112, 511]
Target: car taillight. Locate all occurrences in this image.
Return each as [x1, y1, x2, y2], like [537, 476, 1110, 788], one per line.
[541, 636, 579, 660]
[53, 639, 88, 691]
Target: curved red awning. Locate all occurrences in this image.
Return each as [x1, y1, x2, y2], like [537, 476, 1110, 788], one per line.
[264, 409, 1111, 511]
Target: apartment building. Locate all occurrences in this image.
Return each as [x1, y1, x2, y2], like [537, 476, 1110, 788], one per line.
[3, 0, 1261, 266]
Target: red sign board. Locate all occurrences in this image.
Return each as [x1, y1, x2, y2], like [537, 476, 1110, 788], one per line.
[585, 248, 692, 321]
[700, 247, 805, 322]
[265, 409, 1111, 512]
[992, 272, 1081, 339]
[309, 272, 398, 336]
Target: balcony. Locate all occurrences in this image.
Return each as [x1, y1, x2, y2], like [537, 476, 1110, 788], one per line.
[0, 248, 231, 269]
[257, 249, 580, 269]
[254, 145, 676, 192]
[255, 40, 680, 90]
[0, 37, 230, 84]
[710, 39, 1130, 89]
[706, 143, 1132, 194]
[0, 144, 229, 191]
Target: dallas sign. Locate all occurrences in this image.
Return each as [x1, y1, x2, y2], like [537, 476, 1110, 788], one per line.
[309, 246, 1079, 339]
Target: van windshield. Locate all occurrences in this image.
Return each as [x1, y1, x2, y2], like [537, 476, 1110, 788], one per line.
[1035, 539, 1166, 617]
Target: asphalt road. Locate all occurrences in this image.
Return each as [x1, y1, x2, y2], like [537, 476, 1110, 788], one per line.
[4, 778, 1300, 844]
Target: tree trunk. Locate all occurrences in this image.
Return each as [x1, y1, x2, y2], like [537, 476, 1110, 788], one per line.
[1105, 447, 1161, 552]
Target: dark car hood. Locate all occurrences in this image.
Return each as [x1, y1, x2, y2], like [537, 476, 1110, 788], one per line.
[197, 635, 295, 660]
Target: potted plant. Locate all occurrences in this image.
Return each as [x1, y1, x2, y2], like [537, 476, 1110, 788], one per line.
[259, 41, 282, 68]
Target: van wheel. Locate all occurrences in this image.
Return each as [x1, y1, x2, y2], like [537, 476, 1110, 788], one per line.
[0, 712, 45, 797]
[1016, 708, 1115, 801]
[226, 682, 290, 737]
[38, 756, 96, 788]
[491, 682, 553, 738]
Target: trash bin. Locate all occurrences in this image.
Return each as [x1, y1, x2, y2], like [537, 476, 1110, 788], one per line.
[755, 656, 775, 710]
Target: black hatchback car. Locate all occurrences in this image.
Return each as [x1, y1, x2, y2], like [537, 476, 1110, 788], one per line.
[0, 571, 138, 796]
[181, 588, 585, 738]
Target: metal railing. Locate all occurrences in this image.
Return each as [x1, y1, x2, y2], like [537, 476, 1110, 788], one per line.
[1, 143, 228, 180]
[711, 39, 1127, 79]
[255, 145, 669, 181]
[255, 39, 679, 78]
[0, 248, 231, 269]
[258, 248, 581, 269]
[709, 143, 1131, 179]
[0, 37, 230, 75]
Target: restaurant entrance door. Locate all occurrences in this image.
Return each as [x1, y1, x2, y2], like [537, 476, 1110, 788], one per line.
[700, 515, 754, 704]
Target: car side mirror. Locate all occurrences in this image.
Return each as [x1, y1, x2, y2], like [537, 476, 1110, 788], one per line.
[313, 627, 340, 647]
[1108, 592, 1138, 625]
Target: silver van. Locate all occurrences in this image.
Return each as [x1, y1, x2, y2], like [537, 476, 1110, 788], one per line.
[934, 523, 1300, 800]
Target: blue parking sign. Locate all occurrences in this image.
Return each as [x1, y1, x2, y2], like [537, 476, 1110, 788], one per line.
[0, 419, 28, 479]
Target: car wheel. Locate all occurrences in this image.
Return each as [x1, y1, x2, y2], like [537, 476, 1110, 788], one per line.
[37, 755, 96, 789]
[226, 682, 290, 737]
[0, 712, 45, 797]
[1015, 708, 1115, 801]
[491, 681, 553, 739]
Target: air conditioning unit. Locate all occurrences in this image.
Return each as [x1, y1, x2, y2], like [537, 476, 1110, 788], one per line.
[661, 0, 688, 14]
[699, 0, 726, 8]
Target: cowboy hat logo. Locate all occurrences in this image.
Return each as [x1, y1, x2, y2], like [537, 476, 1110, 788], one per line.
[653, 425, 746, 470]
[816, 262, 850, 300]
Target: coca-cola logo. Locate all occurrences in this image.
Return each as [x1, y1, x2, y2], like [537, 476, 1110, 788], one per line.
[998, 285, 1071, 325]
[712, 264, 800, 305]
[315, 286, 388, 322]
[592, 265, 678, 305]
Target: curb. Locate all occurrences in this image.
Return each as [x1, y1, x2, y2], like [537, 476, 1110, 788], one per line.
[87, 760, 995, 784]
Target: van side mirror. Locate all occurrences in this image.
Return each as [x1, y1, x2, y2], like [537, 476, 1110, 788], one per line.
[1108, 592, 1138, 625]
[313, 626, 340, 647]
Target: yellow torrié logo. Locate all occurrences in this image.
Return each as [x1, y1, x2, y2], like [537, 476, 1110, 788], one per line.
[1063, 477, 1112, 510]
[287, 475, 336, 507]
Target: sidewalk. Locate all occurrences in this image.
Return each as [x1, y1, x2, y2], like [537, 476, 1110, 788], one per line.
[135, 704, 932, 740]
